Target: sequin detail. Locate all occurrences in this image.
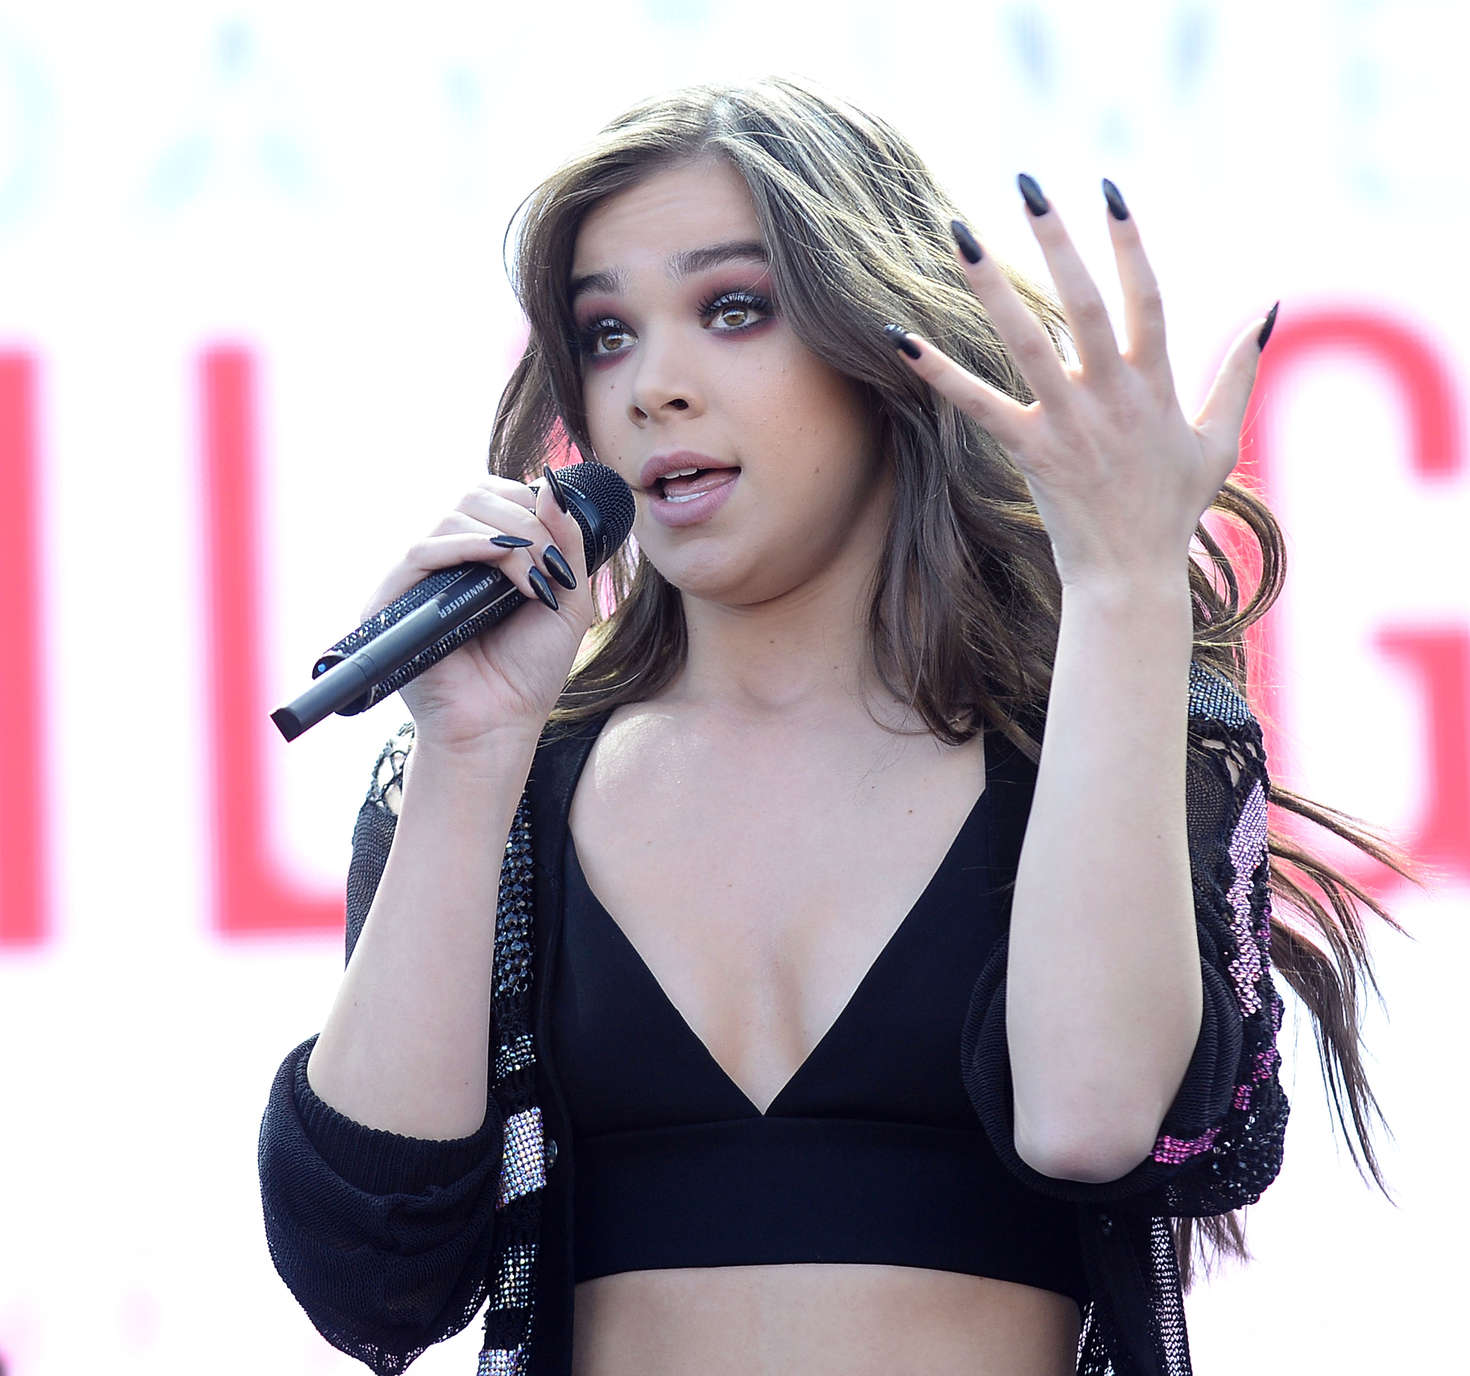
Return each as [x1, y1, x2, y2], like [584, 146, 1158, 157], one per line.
[495, 1032, 536, 1086]
[1186, 661, 1253, 728]
[494, 804, 536, 1001]
[1152, 1126, 1220, 1164]
[477, 1345, 530, 1375]
[481, 787, 545, 1365]
[1225, 780, 1269, 1015]
[497, 1110, 547, 1209]
[1139, 663, 1290, 1205]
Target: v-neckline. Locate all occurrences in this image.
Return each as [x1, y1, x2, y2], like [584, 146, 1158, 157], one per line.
[564, 776, 993, 1119]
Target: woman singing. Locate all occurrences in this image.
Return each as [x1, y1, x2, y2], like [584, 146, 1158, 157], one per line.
[259, 76, 1415, 1376]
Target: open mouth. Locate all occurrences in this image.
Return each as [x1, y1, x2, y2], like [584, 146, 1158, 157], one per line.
[655, 467, 741, 502]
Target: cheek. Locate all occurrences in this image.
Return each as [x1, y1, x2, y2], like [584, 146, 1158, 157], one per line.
[582, 378, 620, 443]
[777, 364, 873, 454]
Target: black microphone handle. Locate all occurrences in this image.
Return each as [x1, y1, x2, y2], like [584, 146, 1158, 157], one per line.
[270, 460, 636, 742]
[269, 562, 529, 742]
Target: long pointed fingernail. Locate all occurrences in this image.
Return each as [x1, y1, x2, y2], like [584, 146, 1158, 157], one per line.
[528, 566, 559, 610]
[883, 323, 921, 359]
[543, 464, 570, 513]
[543, 544, 577, 590]
[1257, 302, 1280, 351]
[489, 533, 533, 548]
[1018, 173, 1050, 216]
[950, 219, 983, 264]
[1101, 178, 1129, 221]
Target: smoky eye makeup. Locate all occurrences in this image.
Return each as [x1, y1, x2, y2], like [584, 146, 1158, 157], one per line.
[573, 283, 777, 360]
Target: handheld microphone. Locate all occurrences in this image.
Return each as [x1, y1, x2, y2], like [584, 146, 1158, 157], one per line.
[270, 461, 635, 742]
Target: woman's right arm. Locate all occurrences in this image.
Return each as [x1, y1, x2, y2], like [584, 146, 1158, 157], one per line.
[306, 728, 539, 1139]
[258, 471, 594, 1370]
[302, 467, 592, 1139]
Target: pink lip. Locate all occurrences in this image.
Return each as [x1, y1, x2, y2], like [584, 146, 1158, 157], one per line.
[647, 469, 740, 529]
[639, 450, 735, 491]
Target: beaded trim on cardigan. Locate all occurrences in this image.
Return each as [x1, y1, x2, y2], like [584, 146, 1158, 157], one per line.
[479, 784, 542, 1374]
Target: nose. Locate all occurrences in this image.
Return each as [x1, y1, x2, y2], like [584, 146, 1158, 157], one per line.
[627, 332, 701, 425]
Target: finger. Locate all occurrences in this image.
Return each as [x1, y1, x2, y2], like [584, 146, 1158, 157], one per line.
[361, 525, 543, 621]
[1101, 180, 1174, 399]
[456, 477, 586, 602]
[463, 474, 539, 513]
[531, 466, 592, 592]
[945, 217, 1074, 413]
[885, 324, 1033, 452]
[447, 484, 544, 538]
[1192, 312, 1273, 486]
[1011, 174, 1124, 381]
[535, 467, 596, 617]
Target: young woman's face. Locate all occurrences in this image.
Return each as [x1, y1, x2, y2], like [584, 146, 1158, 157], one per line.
[570, 156, 891, 602]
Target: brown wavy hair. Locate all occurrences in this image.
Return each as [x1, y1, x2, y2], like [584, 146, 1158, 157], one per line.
[486, 75, 1425, 1285]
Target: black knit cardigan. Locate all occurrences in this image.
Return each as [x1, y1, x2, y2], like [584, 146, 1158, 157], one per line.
[258, 660, 1288, 1376]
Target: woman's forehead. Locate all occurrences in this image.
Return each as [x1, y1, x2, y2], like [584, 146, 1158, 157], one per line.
[571, 160, 762, 279]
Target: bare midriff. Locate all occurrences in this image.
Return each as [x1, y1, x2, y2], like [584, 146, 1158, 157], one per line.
[570, 1265, 1081, 1376]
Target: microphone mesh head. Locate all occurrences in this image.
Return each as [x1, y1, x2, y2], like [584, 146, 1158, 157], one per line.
[556, 460, 636, 571]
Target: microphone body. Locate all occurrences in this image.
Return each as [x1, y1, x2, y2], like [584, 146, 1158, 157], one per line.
[271, 461, 635, 741]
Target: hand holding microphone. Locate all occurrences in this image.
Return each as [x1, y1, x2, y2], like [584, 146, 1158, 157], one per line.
[270, 462, 635, 749]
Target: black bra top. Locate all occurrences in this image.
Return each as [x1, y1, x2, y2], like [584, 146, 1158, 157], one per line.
[549, 726, 1086, 1308]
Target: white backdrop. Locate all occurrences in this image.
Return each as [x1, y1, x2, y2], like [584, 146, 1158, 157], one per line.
[0, 1, 1464, 1371]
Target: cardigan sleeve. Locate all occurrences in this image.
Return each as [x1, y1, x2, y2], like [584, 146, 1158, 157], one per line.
[257, 724, 506, 1375]
[959, 662, 1289, 1216]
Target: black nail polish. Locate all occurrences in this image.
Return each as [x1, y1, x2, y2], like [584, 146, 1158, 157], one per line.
[528, 566, 559, 611]
[883, 323, 921, 359]
[543, 544, 577, 591]
[1102, 178, 1129, 221]
[1257, 301, 1280, 351]
[490, 534, 533, 548]
[543, 464, 571, 514]
[1018, 173, 1049, 216]
[950, 219, 983, 264]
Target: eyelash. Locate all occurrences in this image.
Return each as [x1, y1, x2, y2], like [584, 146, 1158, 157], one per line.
[576, 288, 774, 359]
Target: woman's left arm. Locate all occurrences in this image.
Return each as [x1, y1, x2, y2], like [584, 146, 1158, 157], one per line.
[892, 175, 1277, 1184]
[1004, 572, 1197, 1181]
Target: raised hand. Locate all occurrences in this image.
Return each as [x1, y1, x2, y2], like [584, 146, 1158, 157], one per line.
[887, 174, 1277, 592]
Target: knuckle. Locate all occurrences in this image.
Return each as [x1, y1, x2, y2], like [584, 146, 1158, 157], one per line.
[1013, 333, 1053, 366]
[1071, 296, 1109, 330]
[1135, 286, 1164, 316]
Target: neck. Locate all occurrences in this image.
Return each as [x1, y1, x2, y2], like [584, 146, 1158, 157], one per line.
[660, 477, 916, 731]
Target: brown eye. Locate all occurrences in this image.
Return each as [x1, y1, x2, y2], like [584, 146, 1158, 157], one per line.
[579, 317, 634, 357]
[700, 289, 773, 332]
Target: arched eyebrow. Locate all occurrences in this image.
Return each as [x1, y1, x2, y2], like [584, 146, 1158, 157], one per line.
[569, 240, 769, 305]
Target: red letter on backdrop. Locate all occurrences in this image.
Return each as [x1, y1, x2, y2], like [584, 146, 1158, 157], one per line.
[203, 345, 342, 936]
[1226, 307, 1466, 896]
[0, 352, 50, 947]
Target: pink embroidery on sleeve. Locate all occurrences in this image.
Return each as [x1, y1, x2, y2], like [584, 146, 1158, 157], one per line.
[1152, 1126, 1221, 1165]
[1224, 781, 1269, 1015]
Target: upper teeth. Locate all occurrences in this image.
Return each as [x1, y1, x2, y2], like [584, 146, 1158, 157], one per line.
[662, 467, 700, 480]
